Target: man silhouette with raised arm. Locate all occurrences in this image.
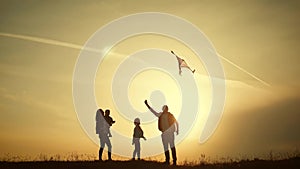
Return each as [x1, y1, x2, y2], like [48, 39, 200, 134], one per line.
[144, 100, 179, 165]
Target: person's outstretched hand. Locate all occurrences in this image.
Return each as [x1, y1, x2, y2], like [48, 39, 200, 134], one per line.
[144, 100, 150, 109]
[144, 100, 152, 110]
[143, 137, 147, 141]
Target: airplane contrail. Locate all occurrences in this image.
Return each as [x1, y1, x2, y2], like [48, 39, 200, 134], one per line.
[0, 32, 102, 53]
[215, 52, 271, 87]
[0, 32, 270, 87]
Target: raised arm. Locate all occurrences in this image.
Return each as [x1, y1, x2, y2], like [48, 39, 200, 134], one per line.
[144, 100, 161, 117]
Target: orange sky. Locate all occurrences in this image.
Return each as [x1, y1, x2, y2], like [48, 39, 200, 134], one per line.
[0, 0, 299, 161]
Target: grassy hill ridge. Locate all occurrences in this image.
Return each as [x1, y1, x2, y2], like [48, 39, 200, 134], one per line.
[0, 157, 299, 169]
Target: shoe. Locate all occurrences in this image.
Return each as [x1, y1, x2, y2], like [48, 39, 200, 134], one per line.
[171, 147, 177, 166]
[108, 152, 112, 161]
[98, 148, 103, 161]
[164, 150, 170, 165]
[173, 160, 177, 166]
[164, 161, 170, 165]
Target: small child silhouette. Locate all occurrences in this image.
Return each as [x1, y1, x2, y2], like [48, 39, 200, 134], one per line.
[104, 109, 115, 137]
[132, 118, 146, 160]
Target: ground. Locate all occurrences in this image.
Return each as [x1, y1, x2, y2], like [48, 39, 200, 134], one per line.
[0, 157, 299, 169]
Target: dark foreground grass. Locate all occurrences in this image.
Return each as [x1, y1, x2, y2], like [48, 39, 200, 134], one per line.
[0, 157, 299, 169]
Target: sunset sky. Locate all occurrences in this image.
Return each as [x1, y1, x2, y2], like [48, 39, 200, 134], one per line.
[0, 0, 299, 161]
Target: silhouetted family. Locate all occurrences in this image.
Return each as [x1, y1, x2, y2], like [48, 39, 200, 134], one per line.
[95, 100, 179, 165]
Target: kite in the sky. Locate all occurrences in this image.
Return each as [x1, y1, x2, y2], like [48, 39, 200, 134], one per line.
[171, 50, 195, 75]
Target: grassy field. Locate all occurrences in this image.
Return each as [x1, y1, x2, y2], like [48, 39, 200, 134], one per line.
[0, 157, 299, 169]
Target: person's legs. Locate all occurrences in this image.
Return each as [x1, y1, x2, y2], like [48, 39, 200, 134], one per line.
[132, 149, 136, 159]
[105, 136, 112, 160]
[98, 135, 105, 161]
[132, 138, 140, 160]
[101, 134, 112, 161]
[99, 148, 104, 161]
[171, 147, 177, 165]
[168, 132, 175, 148]
[132, 138, 137, 159]
[161, 133, 170, 164]
[164, 150, 170, 164]
[168, 133, 177, 165]
[136, 139, 141, 160]
[161, 133, 169, 151]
